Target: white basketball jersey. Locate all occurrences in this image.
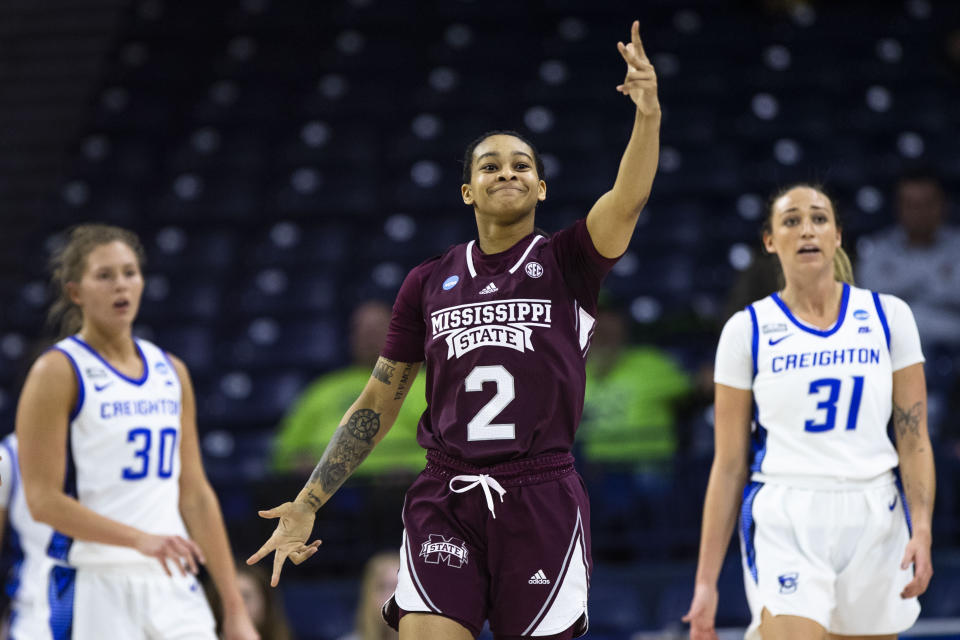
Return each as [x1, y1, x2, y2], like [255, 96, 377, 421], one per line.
[0, 434, 56, 638]
[50, 336, 188, 567]
[747, 284, 900, 479]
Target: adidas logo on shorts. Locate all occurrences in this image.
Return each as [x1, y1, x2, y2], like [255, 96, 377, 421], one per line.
[478, 282, 498, 295]
[528, 569, 551, 585]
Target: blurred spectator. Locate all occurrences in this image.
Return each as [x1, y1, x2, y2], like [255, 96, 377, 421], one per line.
[206, 563, 294, 640]
[272, 300, 427, 477]
[857, 168, 960, 350]
[722, 249, 781, 323]
[336, 552, 399, 640]
[578, 304, 693, 477]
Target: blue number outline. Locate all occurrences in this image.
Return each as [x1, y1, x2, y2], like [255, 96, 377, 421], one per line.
[122, 428, 152, 480]
[157, 428, 178, 478]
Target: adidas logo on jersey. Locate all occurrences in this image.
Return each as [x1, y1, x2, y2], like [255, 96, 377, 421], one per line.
[478, 282, 498, 295]
[528, 569, 550, 585]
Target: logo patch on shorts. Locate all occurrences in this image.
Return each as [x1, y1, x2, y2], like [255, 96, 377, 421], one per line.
[778, 572, 798, 594]
[528, 569, 550, 585]
[420, 534, 468, 568]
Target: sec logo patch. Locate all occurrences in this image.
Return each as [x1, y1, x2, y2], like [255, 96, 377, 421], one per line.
[525, 262, 543, 278]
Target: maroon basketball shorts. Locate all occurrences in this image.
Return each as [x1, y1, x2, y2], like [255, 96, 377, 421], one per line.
[382, 450, 591, 638]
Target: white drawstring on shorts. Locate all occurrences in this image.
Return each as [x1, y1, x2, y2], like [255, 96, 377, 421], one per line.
[448, 474, 507, 519]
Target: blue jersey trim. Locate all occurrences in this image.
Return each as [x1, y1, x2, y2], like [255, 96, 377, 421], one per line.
[48, 565, 76, 640]
[741, 481, 764, 584]
[746, 304, 759, 378]
[771, 282, 851, 338]
[872, 291, 891, 350]
[49, 347, 85, 422]
[46, 427, 77, 563]
[750, 416, 768, 473]
[68, 335, 150, 386]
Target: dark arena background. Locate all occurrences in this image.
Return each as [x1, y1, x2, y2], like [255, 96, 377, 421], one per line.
[1, 0, 959, 638]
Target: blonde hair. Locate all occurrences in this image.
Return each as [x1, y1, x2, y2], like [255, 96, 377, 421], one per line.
[763, 184, 855, 286]
[355, 552, 400, 640]
[47, 224, 146, 338]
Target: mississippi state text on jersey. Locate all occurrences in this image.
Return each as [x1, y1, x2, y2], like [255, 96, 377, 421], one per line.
[383, 219, 617, 464]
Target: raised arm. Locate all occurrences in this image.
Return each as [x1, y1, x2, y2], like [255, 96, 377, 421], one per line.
[683, 383, 753, 640]
[585, 19, 661, 259]
[248, 356, 422, 586]
[891, 362, 935, 598]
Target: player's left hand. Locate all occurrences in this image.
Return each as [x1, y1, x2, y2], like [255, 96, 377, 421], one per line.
[900, 531, 933, 598]
[222, 607, 261, 640]
[246, 501, 322, 587]
[616, 20, 660, 116]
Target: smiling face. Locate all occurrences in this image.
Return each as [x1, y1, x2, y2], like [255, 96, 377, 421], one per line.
[68, 240, 144, 333]
[763, 186, 842, 284]
[461, 134, 546, 223]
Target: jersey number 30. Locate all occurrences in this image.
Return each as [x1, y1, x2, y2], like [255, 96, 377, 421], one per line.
[123, 427, 178, 480]
[465, 365, 516, 441]
[805, 376, 865, 432]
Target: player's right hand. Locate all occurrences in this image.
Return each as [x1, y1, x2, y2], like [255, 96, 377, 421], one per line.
[136, 533, 206, 577]
[682, 583, 719, 640]
[246, 501, 321, 587]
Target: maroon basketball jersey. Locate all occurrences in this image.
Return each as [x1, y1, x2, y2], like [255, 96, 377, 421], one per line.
[382, 218, 618, 465]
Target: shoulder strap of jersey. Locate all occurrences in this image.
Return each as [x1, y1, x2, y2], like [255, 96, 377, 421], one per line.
[870, 291, 891, 350]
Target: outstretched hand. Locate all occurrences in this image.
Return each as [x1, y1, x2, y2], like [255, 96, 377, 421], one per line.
[246, 501, 321, 587]
[616, 20, 660, 116]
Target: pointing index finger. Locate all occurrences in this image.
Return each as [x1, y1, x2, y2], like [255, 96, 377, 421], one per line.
[631, 20, 649, 62]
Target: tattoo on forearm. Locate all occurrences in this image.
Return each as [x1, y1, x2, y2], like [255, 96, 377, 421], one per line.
[394, 363, 414, 401]
[307, 409, 381, 495]
[372, 358, 397, 385]
[346, 408, 381, 442]
[304, 490, 322, 509]
[893, 401, 923, 440]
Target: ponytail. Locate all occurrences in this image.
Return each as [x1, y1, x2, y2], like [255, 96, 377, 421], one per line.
[833, 246, 854, 285]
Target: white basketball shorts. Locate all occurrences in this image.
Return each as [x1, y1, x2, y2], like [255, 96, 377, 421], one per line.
[739, 472, 920, 638]
[45, 562, 216, 639]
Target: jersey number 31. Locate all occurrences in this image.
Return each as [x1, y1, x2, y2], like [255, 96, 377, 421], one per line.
[805, 376, 865, 433]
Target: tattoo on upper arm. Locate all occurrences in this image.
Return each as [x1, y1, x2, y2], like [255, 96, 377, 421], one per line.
[307, 408, 381, 495]
[394, 363, 414, 401]
[372, 358, 397, 385]
[893, 401, 923, 440]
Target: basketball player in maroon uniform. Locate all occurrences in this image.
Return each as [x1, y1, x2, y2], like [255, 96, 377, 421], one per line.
[249, 21, 660, 639]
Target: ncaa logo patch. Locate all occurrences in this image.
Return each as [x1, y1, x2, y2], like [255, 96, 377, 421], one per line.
[853, 309, 870, 320]
[155, 361, 169, 375]
[778, 572, 799, 594]
[442, 275, 460, 291]
[525, 262, 543, 278]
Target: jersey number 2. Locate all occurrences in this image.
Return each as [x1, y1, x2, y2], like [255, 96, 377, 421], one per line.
[122, 427, 178, 480]
[465, 365, 516, 441]
[804, 376, 865, 432]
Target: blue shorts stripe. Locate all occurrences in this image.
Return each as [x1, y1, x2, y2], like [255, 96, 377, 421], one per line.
[48, 565, 76, 640]
[741, 481, 764, 584]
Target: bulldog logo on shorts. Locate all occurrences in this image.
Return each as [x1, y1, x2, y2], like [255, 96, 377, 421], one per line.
[778, 572, 798, 594]
[420, 534, 469, 568]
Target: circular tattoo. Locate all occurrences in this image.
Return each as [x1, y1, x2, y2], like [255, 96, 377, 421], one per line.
[347, 409, 381, 442]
